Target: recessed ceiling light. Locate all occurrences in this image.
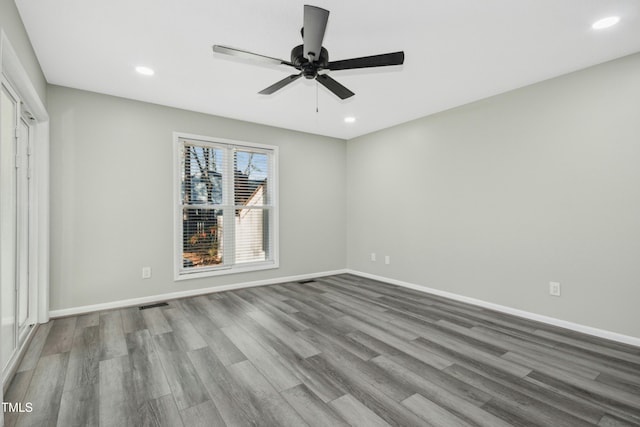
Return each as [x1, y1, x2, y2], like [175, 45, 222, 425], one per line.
[135, 66, 155, 76]
[344, 116, 356, 123]
[592, 16, 620, 30]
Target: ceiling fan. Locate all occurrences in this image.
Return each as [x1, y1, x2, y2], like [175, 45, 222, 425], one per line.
[212, 5, 405, 100]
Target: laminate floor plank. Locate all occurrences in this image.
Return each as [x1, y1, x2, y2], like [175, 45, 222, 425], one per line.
[173, 299, 246, 366]
[321, 288, 391, 315]
[6, 274, 640, 426]
[64, 325, 100, 392]
[245, 310, 320, 358]
[502, 350, 599, 381]
[188, 346, 264, 427]
[224, 310, 312, 369]
[98, 356, 139, 427]
[293, 311, 378, 361]
[519, 375, 611, 424]
[120, 307, 146, 334]
[598, 414, 640, 427]
[180, 400, 226, 427]
[402, 393, 470, 427]
[141, 307, 172, 336]
[227, 313, 345, 402]
[75, 312, 100, 329]
[221, 325, 301, 392]
[152, 332, 210, 411]
[527, 370, 640, 421]
[332, 304, 419, 342]
[188, 296, 237, 329]
[281, 383, 350, 427]
[4, 370, 35, 427]
[379, 299, 449, 325]
[16, 322, 52, 373]
[237, 290, 309, 333]
[57, 383, 99, 427]
[98, 310, 128, 361]
[161, 308, 208, 351]
[126, 329, 172, 400]
[15, 353, 68, 427]
[144, 394, 185, 427]
[246, 286, 300, 314]
[534, 329, 640, 365]
[227, 360, 310, 427]
[348, 330, 493, 407]
[318, 277, 387, 301]
[286, 299, 355, 335]
[596, 372, 640, 395]
[302, 352, 427, 427]
[414, 335, 531, 379]
[40, 317, 77, 356]
[299, 329, 415, 403]
[474, 324, 640, 385]
[443, 363, 595, 427]
[328, 394, 392, 427]
[340, 315, 453, 370]
[370, 355, 512, 427]
[458, 322, 601, 379]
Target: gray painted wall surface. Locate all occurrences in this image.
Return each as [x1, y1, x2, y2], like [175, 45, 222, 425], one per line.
[48, 85, 346, 310]
[0, 0, 46, 101]
[347, 53, 640, 338]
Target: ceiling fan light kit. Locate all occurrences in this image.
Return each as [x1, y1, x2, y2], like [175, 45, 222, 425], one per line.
[212, 4, 405, 100]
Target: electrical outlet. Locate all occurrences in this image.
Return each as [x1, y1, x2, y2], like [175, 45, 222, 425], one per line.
[549, 281, 561, 296]
[384, 255, 390, 265]
[142, 267, 152, 279]
[370, 253, 376, 262]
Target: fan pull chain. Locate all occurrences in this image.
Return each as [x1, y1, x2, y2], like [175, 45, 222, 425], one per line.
[316, 80, 319, 113]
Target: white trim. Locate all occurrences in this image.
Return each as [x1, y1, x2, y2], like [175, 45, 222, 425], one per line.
[0, 31, 47, 122]
[49, 269, 348, 318]
[347, 270, 640, 348]
[174, 260, 279, 281]
[35, 121, 49, 324]
[0, 30, 49, 326]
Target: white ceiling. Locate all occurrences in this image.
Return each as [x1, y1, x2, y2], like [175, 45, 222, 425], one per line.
[15, 0, 640, 140]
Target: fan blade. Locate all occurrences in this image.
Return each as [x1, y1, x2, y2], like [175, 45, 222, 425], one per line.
[303, 5, 329, 62]
[327, 51, 404, 71]
[316, 74, 354, 100]
[259, 73, 303, 95]
[212, 45, 295, 67]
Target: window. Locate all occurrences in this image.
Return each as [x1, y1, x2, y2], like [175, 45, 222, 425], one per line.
[174, 133, 278, 279]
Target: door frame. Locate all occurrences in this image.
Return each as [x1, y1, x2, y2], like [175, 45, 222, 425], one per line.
[0, 30, 50, 392]
[16, 113, 35, 343]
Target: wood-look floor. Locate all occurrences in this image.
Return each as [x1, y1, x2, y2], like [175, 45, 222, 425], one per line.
[5, 274, 640, 427]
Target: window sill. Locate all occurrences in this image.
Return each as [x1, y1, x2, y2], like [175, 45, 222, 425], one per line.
[174, 260, 279, 281]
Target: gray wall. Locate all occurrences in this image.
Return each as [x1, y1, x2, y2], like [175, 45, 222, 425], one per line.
[0, 0, 46, 101]
[48, 85, 346, 310]
[346, 53, 640, 338]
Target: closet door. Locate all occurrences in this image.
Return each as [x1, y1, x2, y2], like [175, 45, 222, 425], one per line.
[0, 81, 18, 372]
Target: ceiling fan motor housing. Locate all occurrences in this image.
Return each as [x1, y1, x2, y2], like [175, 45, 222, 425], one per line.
[291, 45, 328, 78]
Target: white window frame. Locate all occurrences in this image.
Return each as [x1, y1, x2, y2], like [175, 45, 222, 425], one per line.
[173, 132, 279, 281]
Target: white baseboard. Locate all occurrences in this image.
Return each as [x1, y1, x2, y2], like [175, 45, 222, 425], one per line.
[49, 269, 348, 318]
[346, 269, 640, 348]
